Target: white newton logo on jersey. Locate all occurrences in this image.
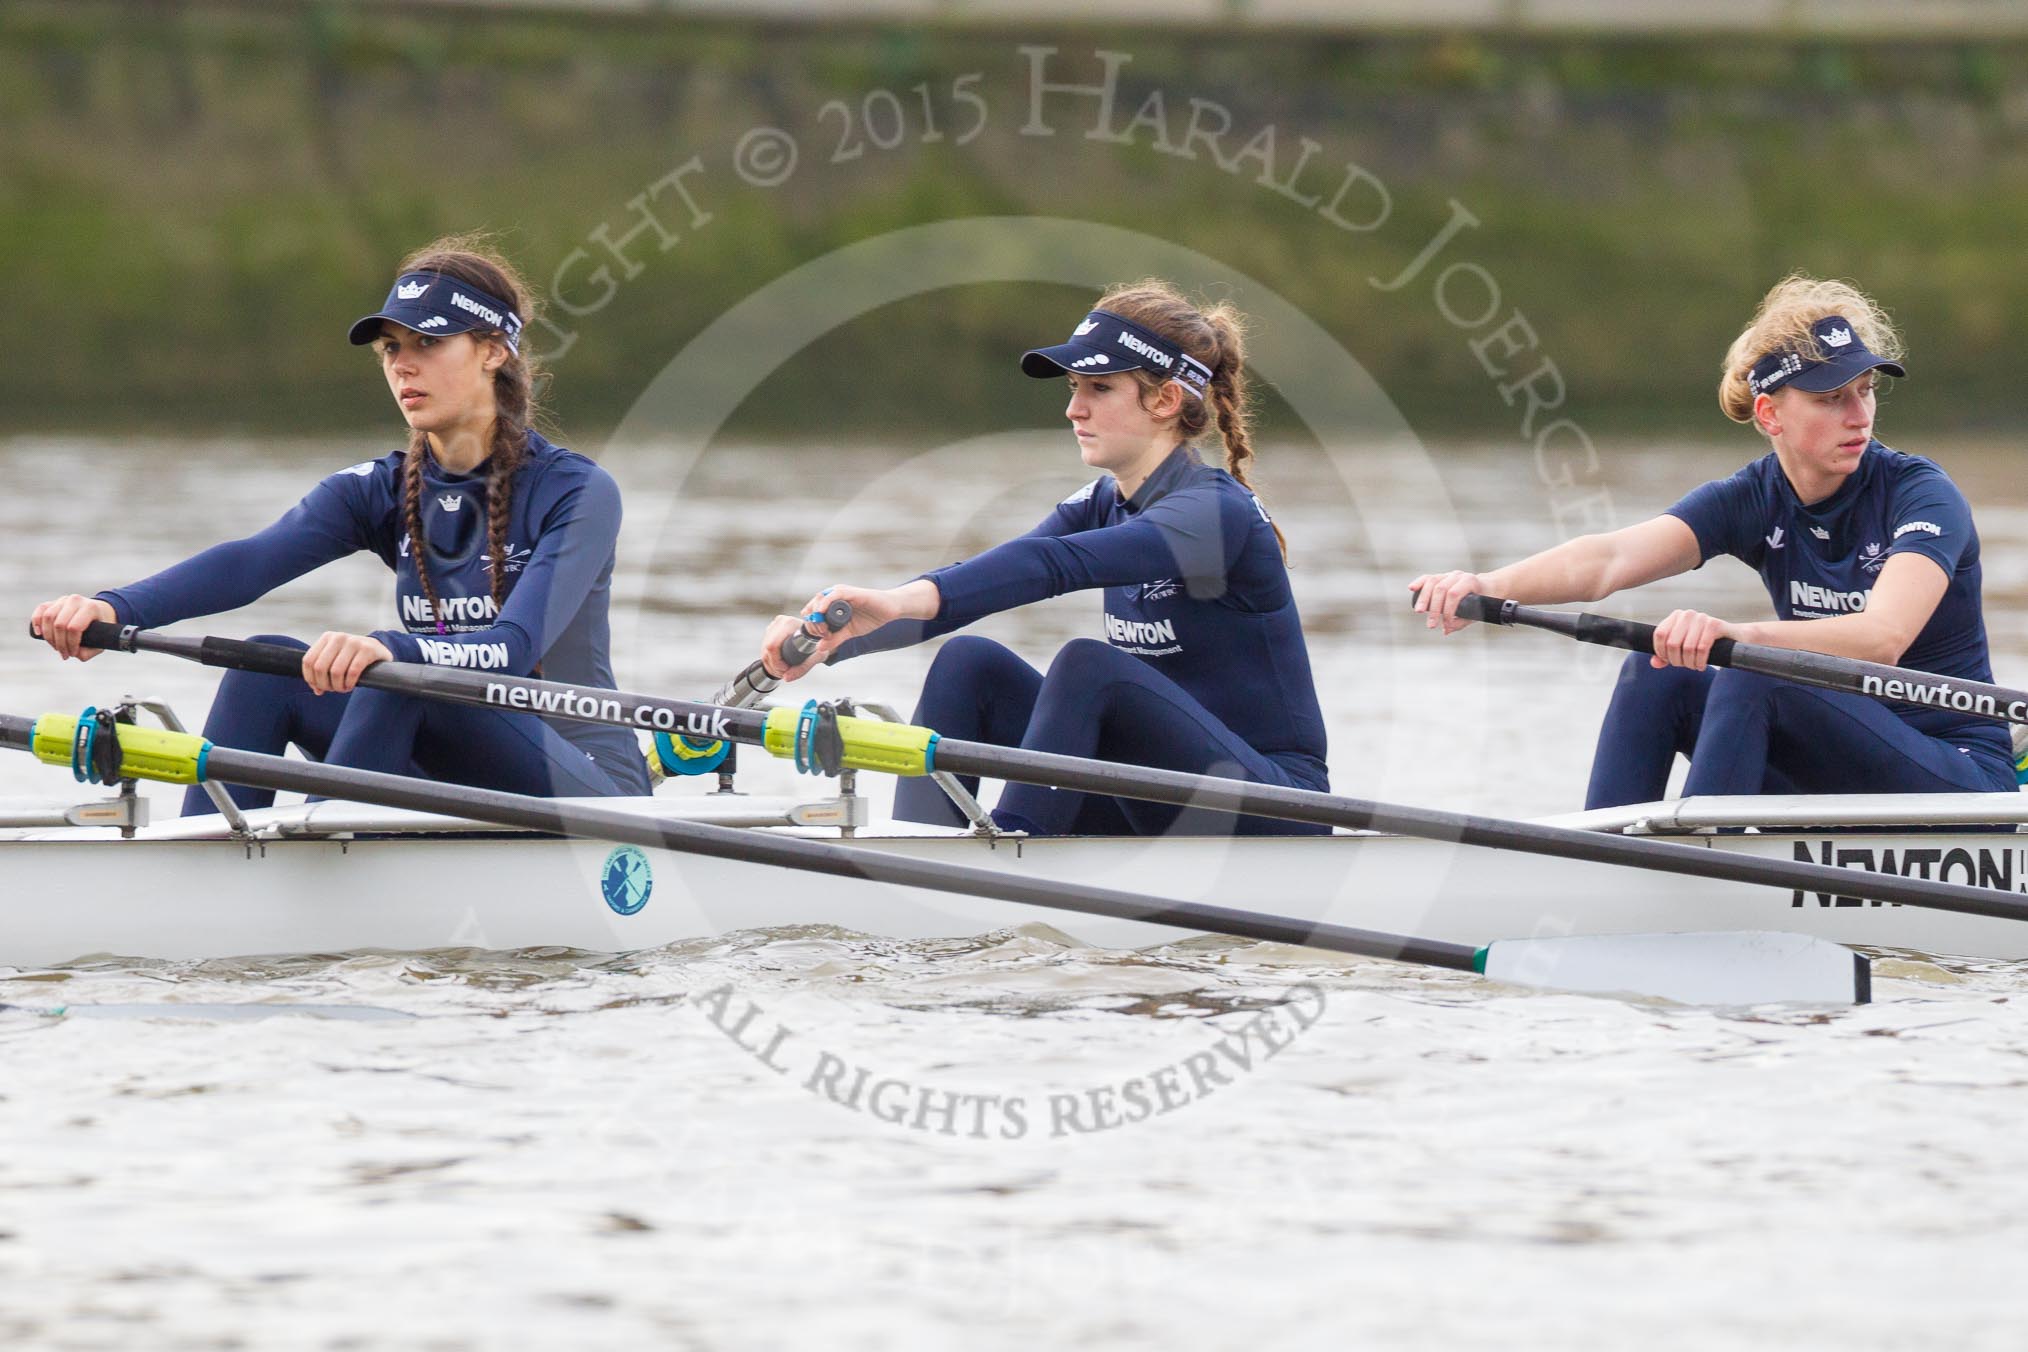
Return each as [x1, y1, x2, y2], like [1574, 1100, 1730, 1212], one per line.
[402, 594, 499, 625]
[416, 638, 511, 670]
[1105, 613, 1177, 646]
[1790, 581, 1869, 614]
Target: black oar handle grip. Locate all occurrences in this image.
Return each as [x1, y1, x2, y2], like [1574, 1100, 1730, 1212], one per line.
[778, 598, 853, 671]
[27, 619, 139, 651]
[1567, 610, 1743, 665]
[1461, 595, 1744, 665]
[1453, 594, 1514, 625]
[84, 620, 134, 650]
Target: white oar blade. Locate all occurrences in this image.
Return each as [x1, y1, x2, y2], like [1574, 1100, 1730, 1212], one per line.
[1479, 930, 1870, 1006]
[0, 1002, 416, 1023]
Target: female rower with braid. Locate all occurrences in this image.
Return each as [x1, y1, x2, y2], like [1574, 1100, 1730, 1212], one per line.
[1412, 273, 2014, 808]
[31, 236, 648, 813]
[757, 280, 1330, 837]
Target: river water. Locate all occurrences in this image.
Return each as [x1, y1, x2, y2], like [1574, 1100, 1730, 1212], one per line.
[3, 432, 2028, 1349]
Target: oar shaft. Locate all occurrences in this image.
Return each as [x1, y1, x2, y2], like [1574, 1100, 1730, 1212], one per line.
[923, 738, 2028, 923]
[1459, 594, 2028, 729]
[0, 714, 1479, 972]
[75, 616, 857, 745]
[81, 621, 775, 745]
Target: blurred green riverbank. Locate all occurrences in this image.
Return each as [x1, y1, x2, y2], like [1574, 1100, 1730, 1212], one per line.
[4, 2, 2025, 443]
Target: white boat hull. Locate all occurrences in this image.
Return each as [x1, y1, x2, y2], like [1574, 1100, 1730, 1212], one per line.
[5, 793, 2027, 965]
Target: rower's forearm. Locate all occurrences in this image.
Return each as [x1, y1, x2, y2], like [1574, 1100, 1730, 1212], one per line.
[1482, 536, 1617, 605]
[889, 577, 943, 622]
[1733, 615, 1914, 665]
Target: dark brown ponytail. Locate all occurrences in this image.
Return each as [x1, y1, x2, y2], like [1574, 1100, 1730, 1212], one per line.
[1092, 280, 1284, 558]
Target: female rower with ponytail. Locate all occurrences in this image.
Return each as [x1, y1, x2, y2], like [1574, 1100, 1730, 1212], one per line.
[757, 280, 1330, 837]
[31, 236, 648, 813]
[1412, 273, 2014, 807]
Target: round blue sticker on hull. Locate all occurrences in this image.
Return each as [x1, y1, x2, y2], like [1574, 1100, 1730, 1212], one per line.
[601, 845, 653, 916]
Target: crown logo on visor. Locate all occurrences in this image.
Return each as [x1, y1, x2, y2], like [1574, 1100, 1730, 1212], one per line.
[1074, 319, 1098, 336]
[397, 279, 429, 300]
[1821, 325, 1854, 348]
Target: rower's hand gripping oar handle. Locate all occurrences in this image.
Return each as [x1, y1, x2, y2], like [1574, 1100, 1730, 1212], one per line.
[31, 619, 142, 655]
[1450, 594, 1742, 664]
[782, 598, 855, 673]
[711, 598, 854, 711]
[30, 620, 140, 656]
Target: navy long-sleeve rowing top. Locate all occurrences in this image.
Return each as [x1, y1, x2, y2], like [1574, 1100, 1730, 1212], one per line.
[832, 445, 1330, 787]
[97, 432, 639, 777]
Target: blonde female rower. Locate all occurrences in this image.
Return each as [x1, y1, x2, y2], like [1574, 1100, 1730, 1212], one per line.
[1414, 274, 2012, 807]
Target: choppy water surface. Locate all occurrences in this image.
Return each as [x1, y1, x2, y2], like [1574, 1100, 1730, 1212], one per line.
[4, 433, 2028, 1349]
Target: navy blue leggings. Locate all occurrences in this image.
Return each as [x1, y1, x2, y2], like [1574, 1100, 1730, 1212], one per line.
[181, 635, 642, 816]
[894, 636, 1329, 837]
[1584, 653, 2015, 810]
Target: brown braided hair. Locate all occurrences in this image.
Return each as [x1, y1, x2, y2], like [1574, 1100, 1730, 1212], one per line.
[390, 234, 544, 629]
[1092, 280, 1285, 557]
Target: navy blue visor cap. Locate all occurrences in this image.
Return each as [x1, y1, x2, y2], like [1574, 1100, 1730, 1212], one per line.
[348, 272, 525, 351]
[1021, 310, 1214, 397]
[1747, 315, 1905, 398]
